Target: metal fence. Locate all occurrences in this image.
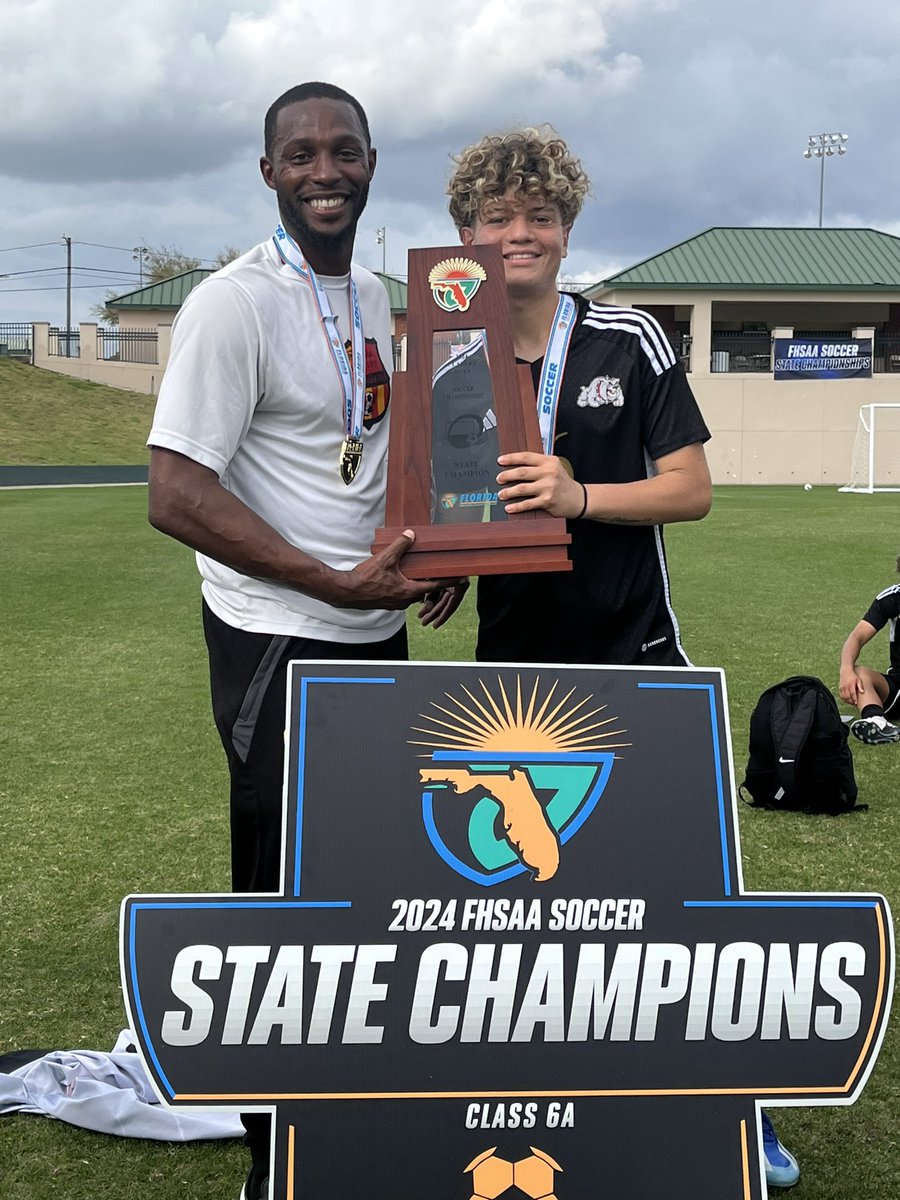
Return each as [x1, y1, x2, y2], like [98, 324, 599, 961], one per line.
[0, 322, 33, 361]
[874, 335, 900, 373]
[97, 327, 158, 364]
[49, 327, 80, 357]
[670, 333, 691, 372]
[710, 331, 772, 373]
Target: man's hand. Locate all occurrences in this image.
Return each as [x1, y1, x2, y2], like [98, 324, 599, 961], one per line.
[328, 531, 441, 611]
[839, 621, 879, 705]
[149, 450, 438, 612]
[418, 579, 470, 629]
[839, 666, 865, 705]
[496, 452, 584, 518]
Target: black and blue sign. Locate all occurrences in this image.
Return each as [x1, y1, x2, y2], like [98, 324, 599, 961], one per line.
[121, 664, 893, 1199]
[774, 338, 873, 380]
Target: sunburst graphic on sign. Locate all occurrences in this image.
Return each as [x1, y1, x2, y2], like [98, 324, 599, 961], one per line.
[412, 676, 627, 886]
[428, 257, 487, 313]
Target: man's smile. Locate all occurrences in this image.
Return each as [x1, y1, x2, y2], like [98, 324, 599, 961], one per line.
[306, 196, 348, 211]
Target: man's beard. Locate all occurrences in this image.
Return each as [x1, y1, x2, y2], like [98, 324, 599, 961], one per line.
[279, 183, 369, 265]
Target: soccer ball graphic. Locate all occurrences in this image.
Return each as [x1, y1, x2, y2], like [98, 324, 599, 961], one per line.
[466, 1147, 562, 1199]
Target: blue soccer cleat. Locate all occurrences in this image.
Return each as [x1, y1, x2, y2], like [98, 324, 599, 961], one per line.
[761, 1111, 800, 1188]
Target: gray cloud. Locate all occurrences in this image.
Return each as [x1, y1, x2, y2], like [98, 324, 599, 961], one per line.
[3, 0, 899, 325]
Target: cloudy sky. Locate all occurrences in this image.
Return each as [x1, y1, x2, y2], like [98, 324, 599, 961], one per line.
[2, 0, 898, 326]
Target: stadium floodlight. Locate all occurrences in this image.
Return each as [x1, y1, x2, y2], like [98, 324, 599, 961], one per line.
[132, 245, 150, 287]
[804, 132, 849, 226]
[375, 227, 386, 273]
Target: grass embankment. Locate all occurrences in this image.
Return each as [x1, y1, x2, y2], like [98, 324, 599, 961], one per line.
[0, 359, 154, 465]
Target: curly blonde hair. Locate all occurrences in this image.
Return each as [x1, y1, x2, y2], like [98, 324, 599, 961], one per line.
[447, 126, 590, 231]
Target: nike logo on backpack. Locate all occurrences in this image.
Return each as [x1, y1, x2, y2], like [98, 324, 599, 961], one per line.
[778, 756, 795, 763]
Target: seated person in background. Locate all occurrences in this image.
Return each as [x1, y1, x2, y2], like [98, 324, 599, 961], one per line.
[839, 557, 900, 744]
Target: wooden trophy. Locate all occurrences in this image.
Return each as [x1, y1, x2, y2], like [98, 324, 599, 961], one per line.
[373, 244, 572, 578]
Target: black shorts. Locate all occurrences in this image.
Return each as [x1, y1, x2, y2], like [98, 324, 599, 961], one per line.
[882, 672, 900, 716]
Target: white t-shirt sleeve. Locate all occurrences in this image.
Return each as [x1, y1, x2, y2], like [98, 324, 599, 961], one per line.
[148, 278, 265, 477]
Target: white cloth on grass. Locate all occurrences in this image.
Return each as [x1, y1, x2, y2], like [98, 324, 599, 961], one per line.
[0, 1030, 243, 1141]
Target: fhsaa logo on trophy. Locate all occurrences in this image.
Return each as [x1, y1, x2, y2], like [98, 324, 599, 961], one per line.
[428, 257, 487, 313]
[414, 676, 624, 885]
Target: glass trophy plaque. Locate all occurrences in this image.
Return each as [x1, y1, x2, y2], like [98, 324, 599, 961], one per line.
[373, 245, 571, 578]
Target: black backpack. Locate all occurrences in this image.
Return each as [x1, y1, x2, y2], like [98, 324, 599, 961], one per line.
[739, 676, 861, 815]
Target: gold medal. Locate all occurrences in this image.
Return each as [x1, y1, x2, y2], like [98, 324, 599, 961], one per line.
[340, 437, 364, 485]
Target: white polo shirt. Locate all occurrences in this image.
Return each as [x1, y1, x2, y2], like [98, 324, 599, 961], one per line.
[148, 239, 403, 642]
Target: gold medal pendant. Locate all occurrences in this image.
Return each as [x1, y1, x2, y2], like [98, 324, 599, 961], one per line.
[340, 437, 364, 485]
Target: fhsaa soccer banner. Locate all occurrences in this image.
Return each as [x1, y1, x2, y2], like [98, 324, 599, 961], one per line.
[121, 663, 893, 1200]
[774, 337, 873, 379]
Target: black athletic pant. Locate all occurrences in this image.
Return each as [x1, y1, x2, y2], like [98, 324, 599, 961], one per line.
[203, 600, 408, 891]
[201, 600, 409, 1170]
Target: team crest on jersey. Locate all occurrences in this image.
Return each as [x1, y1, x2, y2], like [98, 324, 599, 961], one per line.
[356, 337, 390, 428]
[577, 375, 624, 408]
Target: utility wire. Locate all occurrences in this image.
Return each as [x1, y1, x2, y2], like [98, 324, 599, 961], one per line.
[0, 266, 141, 279]
[73, 240, 145, 252]
[0, 284, 135, 294]
[0, 242, 62, 253]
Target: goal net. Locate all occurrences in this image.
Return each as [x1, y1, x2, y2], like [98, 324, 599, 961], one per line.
[839, 403, 900, 493]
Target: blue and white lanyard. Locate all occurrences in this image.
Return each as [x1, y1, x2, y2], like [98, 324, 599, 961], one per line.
[273, 224, 366, 443]
[535, 293, 577, 453]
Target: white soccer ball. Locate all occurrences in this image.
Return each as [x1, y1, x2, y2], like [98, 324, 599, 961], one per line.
[803, 483, 813, 491]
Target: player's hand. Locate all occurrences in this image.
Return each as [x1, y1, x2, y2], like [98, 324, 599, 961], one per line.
[497, 452, 586, 518]
[331, 531, 440, 610]
[839, 666, 864, 705]
[418, 579, 470, 629]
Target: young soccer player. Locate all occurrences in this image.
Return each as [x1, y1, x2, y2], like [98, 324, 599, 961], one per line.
[446, 127, 711, 667]
[446, 125, 800, 1190]
[839, 557, 900, 744]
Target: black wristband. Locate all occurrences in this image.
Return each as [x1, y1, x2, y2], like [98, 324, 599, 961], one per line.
[575, 481, 589, 519]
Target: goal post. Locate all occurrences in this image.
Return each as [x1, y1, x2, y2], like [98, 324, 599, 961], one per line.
[839, 403, 900, 493]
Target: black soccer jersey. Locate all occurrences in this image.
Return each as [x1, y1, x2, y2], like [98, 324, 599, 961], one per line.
[863, 584, 900, 676]
[476, 295, 710, 667]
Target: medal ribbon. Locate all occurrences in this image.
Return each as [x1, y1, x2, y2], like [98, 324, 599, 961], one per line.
[272, 224, 366, 444]
[535, 293, 577, 453]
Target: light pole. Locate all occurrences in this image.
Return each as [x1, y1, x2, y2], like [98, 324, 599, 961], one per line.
[61, 234, 72, 356]
[133, 244, 149, 286]
[803, 132, 848, 227]
[375, 227, 386, 273]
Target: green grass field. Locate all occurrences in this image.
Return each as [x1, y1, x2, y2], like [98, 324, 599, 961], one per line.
[1, 484, 898, 1198]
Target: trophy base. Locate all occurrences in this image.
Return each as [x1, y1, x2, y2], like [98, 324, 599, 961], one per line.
[372, 520, 571, 579]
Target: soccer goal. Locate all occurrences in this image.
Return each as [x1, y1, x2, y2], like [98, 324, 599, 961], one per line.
[839, 403, 900, 493]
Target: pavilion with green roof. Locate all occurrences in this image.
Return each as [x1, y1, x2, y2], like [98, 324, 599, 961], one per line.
[107, 269, 214, 330]
[586, 227, 900, 485]
[586, 227, 900, 373]
[108, 268, 408, 343]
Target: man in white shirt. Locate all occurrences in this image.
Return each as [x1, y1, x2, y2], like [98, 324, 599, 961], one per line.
[147, 81, 462, 1200]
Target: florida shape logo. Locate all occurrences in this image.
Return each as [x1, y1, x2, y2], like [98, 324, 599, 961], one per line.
[413, 676, 625, 886]
[428, 257, 487, 313]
